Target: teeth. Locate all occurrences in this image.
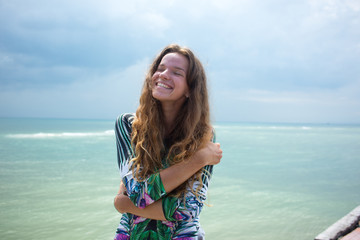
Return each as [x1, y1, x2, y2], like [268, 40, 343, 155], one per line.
[157, 82, 171, 89]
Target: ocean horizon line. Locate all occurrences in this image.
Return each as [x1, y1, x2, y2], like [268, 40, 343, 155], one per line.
[1, 116, 359, 126]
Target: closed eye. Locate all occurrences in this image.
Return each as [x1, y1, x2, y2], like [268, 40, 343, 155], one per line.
[174, 71, 183, 76]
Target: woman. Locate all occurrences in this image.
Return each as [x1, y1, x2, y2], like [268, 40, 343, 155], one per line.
[114, 44, 222, 239]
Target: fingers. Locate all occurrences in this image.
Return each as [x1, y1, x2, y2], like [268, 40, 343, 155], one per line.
[214, 143, 222, 154]
[118, 181, 127, 195]
[212, 142, 223, 163]
[196, 142, 223, 165]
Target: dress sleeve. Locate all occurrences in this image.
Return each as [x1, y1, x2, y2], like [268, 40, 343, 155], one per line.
[115, 113, 167, 209]
[161, 131, 216, 222]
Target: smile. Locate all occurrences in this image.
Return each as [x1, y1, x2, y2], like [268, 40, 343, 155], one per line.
[156, 82, 172, 89]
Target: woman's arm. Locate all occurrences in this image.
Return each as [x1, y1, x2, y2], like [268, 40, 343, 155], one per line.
[115, 142, 222, 220]
[115, 164, 215, 222]
[123, 141, 221, 207]
[160, 142, 221, 193]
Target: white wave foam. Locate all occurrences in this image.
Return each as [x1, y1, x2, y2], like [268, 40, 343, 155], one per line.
[6, 130, 114, 139]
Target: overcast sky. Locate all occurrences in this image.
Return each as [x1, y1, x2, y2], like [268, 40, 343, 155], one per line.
[1, 0, 359, 123]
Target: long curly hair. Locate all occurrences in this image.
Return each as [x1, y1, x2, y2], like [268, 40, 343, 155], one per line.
[131, 44, 212, 198]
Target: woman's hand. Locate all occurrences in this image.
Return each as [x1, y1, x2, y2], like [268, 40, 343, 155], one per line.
[193, 142, 223, 166]
[117, 181, 127, 196]
[114, 181, 130, 214]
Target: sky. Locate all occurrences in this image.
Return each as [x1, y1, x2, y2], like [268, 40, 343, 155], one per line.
[0, 0, 360, 123]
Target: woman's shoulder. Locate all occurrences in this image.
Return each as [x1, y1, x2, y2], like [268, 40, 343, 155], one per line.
[115, 113, 135, 131]
[117, 113, 135, 123]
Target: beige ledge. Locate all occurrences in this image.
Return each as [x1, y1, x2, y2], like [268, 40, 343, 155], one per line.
[315, 205, 360, 240]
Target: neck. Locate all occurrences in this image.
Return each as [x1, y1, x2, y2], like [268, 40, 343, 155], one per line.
[160, 99, 185, 137]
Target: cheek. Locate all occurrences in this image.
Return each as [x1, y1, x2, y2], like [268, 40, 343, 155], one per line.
[150, 74, 158, 87]
[152, 72, 159, 81]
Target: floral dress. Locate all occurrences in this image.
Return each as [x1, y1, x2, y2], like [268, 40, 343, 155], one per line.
[114, 113, 214, 240]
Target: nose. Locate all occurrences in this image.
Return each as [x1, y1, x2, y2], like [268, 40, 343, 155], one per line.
[159, 69, 169, 80]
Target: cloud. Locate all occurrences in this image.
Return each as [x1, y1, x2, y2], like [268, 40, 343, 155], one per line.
[0, 0, 359, 122]
[0, 58, 149, 118]
[0, 0, 171, 71]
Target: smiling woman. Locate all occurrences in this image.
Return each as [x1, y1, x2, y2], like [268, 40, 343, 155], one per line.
[113, 44, 222, 239]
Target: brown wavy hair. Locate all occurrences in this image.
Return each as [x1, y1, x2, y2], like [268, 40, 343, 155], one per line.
[131, 44, 212, 197]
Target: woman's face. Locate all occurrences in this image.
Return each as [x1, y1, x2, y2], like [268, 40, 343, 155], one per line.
[151, 52, 189, 105]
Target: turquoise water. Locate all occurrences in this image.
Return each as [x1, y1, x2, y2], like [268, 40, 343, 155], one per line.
[0, 118, 359, 239]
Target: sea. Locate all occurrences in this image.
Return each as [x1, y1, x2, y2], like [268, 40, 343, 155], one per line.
[0, 118, 359, 240]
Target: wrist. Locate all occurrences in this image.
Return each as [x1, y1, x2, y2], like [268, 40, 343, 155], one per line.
[190, 153, 208, 168]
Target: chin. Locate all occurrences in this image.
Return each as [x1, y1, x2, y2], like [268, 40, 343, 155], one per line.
[152, 93, 164, 102]
[152, 91, 169, 101]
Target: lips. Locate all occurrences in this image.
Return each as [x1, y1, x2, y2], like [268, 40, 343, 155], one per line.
[155, 80, 173, 90]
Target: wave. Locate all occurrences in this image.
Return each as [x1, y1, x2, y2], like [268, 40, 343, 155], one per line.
[6, 130, 114, 139]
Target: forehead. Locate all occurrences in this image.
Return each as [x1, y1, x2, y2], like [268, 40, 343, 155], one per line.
[160, 52, 189, 71]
